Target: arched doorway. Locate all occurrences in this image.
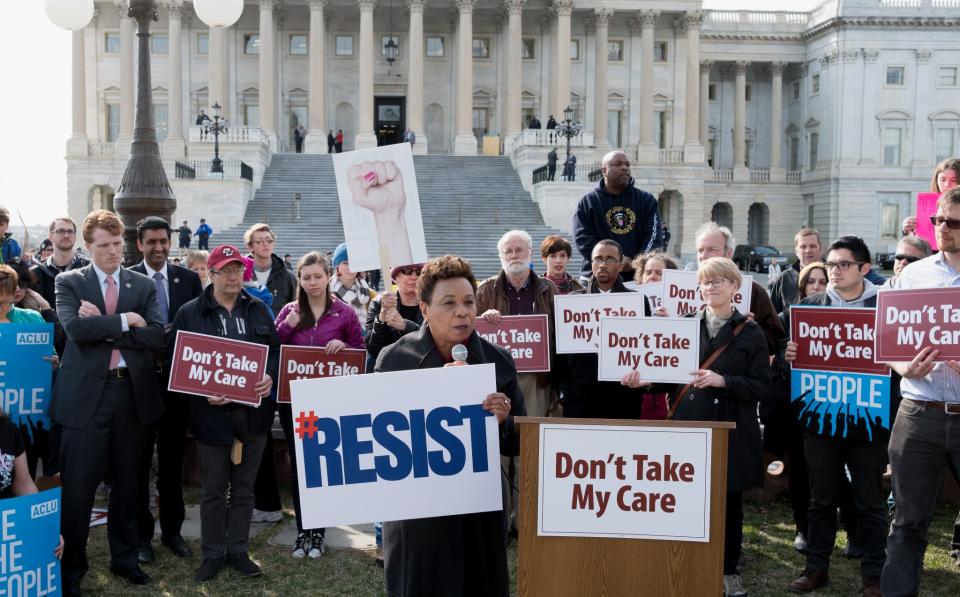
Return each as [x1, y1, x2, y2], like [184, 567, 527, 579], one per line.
[711, 202, 733, 230]
[748, 203, 770, 245]
[658, 190, 684, 257]
[88, 185, 115, 213]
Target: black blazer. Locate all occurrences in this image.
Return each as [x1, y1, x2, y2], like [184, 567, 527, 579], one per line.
[129, 261, 203, 324]
[50, 265, 166, 429]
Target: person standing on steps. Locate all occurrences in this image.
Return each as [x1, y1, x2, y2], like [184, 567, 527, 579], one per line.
[327, 130, 335, 154]
[177, 220, 192, 251]
[196, 219, 213, 251]
[546, 147, 558, 181]
[335, 129, 344, 153]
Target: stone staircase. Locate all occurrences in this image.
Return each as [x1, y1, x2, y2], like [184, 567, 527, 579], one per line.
[212, 153, 578, 280]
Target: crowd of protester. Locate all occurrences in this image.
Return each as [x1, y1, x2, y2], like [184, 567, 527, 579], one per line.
[0, 152, 958, 597]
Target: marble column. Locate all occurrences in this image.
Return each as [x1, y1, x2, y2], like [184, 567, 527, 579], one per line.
[305, 0, 328, 153]
[119, 3, 134, 143]
[592, 8, 612, 149]
[208, 25, 229, 118]
[637, 9, 658, 160]
[504, 0, 525, 141]
[164, 0, 185, 156]
[453, 0, 477, 155]
[769, 61, 786, 180]
[733, 60, 749, 178]
[699, 60, 712, 155]
[407, 0, 427, 154]
[356, 0, 378, 149]
[682, 11, 703, 162]
[552, 0, 572, 118]
[67, 29, 89, 155]
[259, 0, 278, 149]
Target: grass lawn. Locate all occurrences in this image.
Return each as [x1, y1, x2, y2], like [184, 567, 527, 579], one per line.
[81, 495, 960, 596]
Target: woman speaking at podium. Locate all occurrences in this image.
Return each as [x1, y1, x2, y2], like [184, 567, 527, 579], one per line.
[374, 255, 525, 597]
[622, 257, 773, 597]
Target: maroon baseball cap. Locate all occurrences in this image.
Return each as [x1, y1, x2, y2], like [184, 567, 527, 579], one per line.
[207, 245, 246, 271]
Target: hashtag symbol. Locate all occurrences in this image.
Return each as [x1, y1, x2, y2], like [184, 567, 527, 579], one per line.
[295, 411, 319, 439]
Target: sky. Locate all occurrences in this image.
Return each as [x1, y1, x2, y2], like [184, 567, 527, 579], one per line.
[1, 1, 818, 226]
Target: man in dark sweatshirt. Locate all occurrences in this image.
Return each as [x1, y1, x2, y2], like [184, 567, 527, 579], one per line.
[572, 150, 663, 279]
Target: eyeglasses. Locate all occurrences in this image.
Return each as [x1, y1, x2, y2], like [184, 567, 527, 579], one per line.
[930, 216, 960, 230]
[824, 261, 865, 271]
[894, 254, 921, 263]
[214, 268, 244, 278]
[591, 256, 619, 266]
[699, 279, 729, 289]
[251, 238, 275, 246]
[53, 229, 75, 236]
[398, 268, 422, 276]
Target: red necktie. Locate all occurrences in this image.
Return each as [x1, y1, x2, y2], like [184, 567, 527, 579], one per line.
[105, 275, 122, 369]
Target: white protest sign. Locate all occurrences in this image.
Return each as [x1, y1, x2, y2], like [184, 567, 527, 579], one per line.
[633, 281, 664, 311]
[553, 293, 649, 354]
[597, 317, 700, 383]
[660, 270, 753, 317]
[538, 424, 712, 541]
[291, 364, 502, 530]
[333, 142, 428, 272]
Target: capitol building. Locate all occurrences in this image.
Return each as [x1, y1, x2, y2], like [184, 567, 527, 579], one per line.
[65, 0, 960, 260]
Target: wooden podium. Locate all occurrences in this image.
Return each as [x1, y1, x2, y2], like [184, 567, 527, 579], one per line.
[515, 417, 735, 597]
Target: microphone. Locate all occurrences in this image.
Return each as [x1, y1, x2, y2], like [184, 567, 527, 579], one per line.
[451, 344, 469, 363]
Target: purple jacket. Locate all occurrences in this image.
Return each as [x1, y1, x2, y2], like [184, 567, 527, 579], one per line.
[274, 298, 365, 349]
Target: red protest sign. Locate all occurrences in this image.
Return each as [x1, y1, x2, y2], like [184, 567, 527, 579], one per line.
[790, 306, 888, 375]
[475, 314, 551, 372]
[875, 287, 960, 361]
[278, 346, 366, 403]
[168, 331, 268, 406]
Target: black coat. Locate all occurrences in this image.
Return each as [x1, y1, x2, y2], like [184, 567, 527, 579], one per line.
[30, 255, 88, 308]
[166, 286, 280, 445]
[660, 309, 773, 492]
[374, 324, 523, 597]
[364, 292, 423, 361]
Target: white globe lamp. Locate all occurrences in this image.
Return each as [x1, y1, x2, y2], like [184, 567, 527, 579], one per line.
[194, 0, 245, 28]
[44, 0, 95, 31]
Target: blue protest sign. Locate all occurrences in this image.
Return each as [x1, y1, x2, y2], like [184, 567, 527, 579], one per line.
[0, 487, 61, 596]
[791, 369, 891, 441]
[0, 324, 54, 459]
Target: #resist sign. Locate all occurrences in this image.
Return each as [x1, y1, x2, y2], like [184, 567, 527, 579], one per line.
[0, 488, 61, 596]
[874, 287, 960, 361]
[597, 317, 699, 383]
[278, 346, 366, 403]
[291, 364, 502, 530]
[168, 331, 269, 406]
[475, 314, 551, 373]
[790, 306, 891, 437]
[553, 293, 649, 354]
[660, 270, 753, 317]
[538, 424, 712, 542]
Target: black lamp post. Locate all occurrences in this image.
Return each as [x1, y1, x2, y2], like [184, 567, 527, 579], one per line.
[209, 102, 228, 176]
[111, 0, 177, 264]
[556, 104, 583, 157]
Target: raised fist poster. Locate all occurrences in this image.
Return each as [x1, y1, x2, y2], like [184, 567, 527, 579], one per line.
[333, 143, 429, 273]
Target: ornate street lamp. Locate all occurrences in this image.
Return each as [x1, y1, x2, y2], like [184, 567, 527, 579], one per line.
[556, 104, 583, 158]
[384, 0, 398, 73]
[209, 102, 229, 175]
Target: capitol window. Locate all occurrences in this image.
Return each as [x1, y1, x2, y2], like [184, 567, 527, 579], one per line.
[473, 38, 490, 59]
[654, 42, 668, 62]
[810, 73, 820, 95]
[336, 35, 354, 56]
[608, 40, 624, 62]
[151, 35, 168, 54]
[745, 84, 752, 102]
[937, 66, 958, 87]
[105, 33, 120, 54]
[791, 80, 800, 100]
[708, 84, 716, 102]
[882, 127, 903, 166]
[244, 35, 261, 55]
[935, 127, 956, 163]
[197, 33, 209, 55]
[808, 132, 819, 170]
[522, 38, 535, 60]
[290, 35, 308, 56]
[426, 37, 444, 57]
[570, 40, 580, 61]
[885, 66, 905, 87]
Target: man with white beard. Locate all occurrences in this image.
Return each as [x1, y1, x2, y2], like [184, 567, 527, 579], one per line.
[476, 229, 558, 536]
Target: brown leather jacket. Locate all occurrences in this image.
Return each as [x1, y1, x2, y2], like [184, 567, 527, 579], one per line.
[475, 270, 557, 388]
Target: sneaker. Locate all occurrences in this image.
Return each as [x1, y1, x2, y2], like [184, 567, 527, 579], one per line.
[291, 531, 309, 559]
[194, 558, 223, 583]
[250, 509, 283, 524]
[226, 552, 263, 577]
[307, 531, 326, 559]
[723, 574, 747, 597]
[794, 532, 808, 554]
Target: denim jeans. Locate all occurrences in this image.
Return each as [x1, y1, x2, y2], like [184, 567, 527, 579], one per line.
[803, 433, 887, 576]
[882, 400, 960, 596]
